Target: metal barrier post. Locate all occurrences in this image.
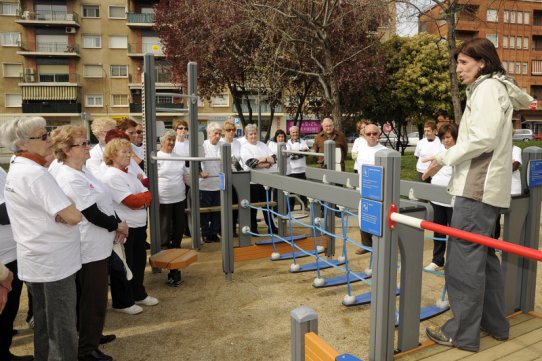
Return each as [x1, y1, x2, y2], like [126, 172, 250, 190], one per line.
[519, 146, 542, 312]
[220, 143, 234, 280]
[277, 142, 287, 235]
[369, 149, 401, 361]
[324, 140, 336, 257]
[291, 306, 318, 361]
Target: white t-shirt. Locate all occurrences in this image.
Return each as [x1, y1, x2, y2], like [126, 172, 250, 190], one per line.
[173, 139, 190, 157]
[4, 157, 81, 282]
[240, 141, 277, 173]
[431, 144, 453, 207]
[0, 168, 16, 265]
[132, 143, 145, 160]
[99, 158, 145, 180]
[54, 164, 115, 264]
[286, 139, 309, 175]
[356, 144, 387, 171]
[352, 136, 368, 172]
[157, 150, 189, 204]
[238, 137, 248, 146]
[102, 166, 148, 227]
[200, 140, 222, 191]
[86, 143, 105, 178]
[267, 141, 279, 155]
[511, 145, 522, 196]
[415, 137, 442, 173]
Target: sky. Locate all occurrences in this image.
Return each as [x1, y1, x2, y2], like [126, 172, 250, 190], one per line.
[396, 0, 434, 37]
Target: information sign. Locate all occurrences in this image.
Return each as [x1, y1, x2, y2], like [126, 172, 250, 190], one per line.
[528, 159, 542, 188]
[360, 199, 383, 237]
[361, 165, 384, 201]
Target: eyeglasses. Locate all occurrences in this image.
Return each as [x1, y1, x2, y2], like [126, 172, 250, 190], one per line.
[225, 128, 235, 132]
[71, 140, 91, 147]
[177, 126, 187, 130]
[365, 132, 379, 136]
[29, 131, 50, 141]
[135, 130, 143, 134]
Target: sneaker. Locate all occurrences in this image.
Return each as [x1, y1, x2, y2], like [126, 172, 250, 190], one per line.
[135, 295, 159, 306]
[480, 327, 509, 341]
[424, 262, 443, 272]
[426, 327, 453, 347]
[113, 304, 143, 315]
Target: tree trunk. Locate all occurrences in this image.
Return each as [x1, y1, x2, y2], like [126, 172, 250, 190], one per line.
[447, 1, 463, 123]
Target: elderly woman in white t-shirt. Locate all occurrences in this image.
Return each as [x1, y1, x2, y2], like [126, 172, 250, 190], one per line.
[102, 138, 158, 315]
[51, 125, 128, 361]
[240, 124, 278, 234]
[157, 130, 190, 285]
[0, 116, 82, 361]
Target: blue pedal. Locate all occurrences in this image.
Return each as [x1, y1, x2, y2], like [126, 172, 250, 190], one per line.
[343, 287, 400, 307]
[290, 259, 345, 273]
[272, 249, 323, 261]
[255, 234, 307, 245]
[313, 271, 371, 288]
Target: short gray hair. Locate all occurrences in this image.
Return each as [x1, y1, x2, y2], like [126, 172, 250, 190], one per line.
[289, 125, 299, 133]
[207, 121, 222, 135]
[244, 123, 257, 134]
[160, 129, 177, 143]
[0, 116, 46, 152]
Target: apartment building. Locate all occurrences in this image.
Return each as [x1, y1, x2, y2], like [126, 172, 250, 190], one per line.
[419, 0, 542, 131]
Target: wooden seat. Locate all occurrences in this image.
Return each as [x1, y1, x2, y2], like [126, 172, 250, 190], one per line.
[149, 249, 198, 270]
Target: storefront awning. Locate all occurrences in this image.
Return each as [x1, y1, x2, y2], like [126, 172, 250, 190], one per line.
[22, 85, 78, 101]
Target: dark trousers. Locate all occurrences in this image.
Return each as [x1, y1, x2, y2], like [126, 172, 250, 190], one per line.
[431, 203, 453, 267]
[360, 231, 373, 247]
[159, 199, 187, 248]
[200, 190, 221, 238]
[287, 172, 307, 209]
[442, 197, 508, 351]
[0, 260, 23, 359]
[76, 258, 108, 357]
[250, 184, 276, 233]
[110, 226, 148, 308]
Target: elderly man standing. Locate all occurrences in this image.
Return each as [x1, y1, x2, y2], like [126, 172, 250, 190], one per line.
[356, 123, 386, 255]
[313, 117, 348, 171]
[414, 120, 441, 183]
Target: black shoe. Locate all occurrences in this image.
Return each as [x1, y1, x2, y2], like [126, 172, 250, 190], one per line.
[232, 232, 239, 238]
[145, 242, 151, 250]
[79, 349, 113, 361]
[7, 354, 34, 361]
[203, 236, 214, 243]
[167, 270, 183, 287]
[12, 329, 18, 336]
[213, 235, 221, 243]
[99, 334, 116, 345]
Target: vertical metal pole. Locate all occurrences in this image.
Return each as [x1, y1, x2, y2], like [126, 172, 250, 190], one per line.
[220, 143, 234, 280]
[369, 149, 401, 361]
[324, 140, 336, 257]
[143, 54, 161, 262]
[291, 306, 318, 361]
[277, 142, 287, 235]
[187, 62, 201, 250]
[520, 147, 542, 311]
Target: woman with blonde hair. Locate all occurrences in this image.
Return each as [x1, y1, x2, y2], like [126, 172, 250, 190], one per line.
[86, 117, 117, 177]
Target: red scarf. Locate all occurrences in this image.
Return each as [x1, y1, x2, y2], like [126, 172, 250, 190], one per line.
[15, 152, 47, 167]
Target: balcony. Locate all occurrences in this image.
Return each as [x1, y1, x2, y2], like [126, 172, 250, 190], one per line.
[127, 43, 165, 57]
[20, 73, 80, 84]
[17, 42, 80, 58]
[238, 102, 283, 113]
[127, 12, 154, 28]
[130, 102, 185, 113]
[128, 72, 179, 89]
[16, 10, 80, 27]
[22, 101, 81, 113]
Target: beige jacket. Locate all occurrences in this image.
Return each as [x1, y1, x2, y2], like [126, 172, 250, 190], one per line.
[436, 74, 533, 208]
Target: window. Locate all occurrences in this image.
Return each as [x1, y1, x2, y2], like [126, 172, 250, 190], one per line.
[112, 94, 128, 106]
[109, 35, 127, 49]
[211, 93, 229, 107]
[524, 37, 529, 50]
[509, 36, 515, 49]
[82, 35, 101, 48]
[0, 2, 18, 15]
[5, 94, 21, 107]
[3, 63, 22, 77]
[502, 61, 508, 72]
[108, 5, 125, 19]
[518, 12, 523, 24]
[508, 62, 515, 74]
[510, 11, 516, 23]
[83, 65, 103, 78]
[517, 37, 523, 49]
[82, 5, 99, 18]
[503, 36, 509, 48]
[486, 34, 498, 48]
[523, 63, 528, 75]
[86, 94, 103, 107]
[1, 32, 20, 46]
[524, 12, 530, 25]
[110, 65, 128, 77]
[487, 9, 498, 22]
[504, 11, 509, 23]
[156, 95, 174, 103]
[516, 63, 522, 74]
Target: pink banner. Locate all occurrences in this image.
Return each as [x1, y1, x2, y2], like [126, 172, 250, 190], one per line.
[286, 120, 321, 134]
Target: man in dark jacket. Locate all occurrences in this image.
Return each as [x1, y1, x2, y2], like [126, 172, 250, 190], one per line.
[312, 117, 348, 171]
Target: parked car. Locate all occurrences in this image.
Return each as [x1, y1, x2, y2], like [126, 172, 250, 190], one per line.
[513, 129, 534, 142]
[302, 134, 317, 148]
[379, 132, 397, 146]
[407, 132, 421, 146]
[534, 134, 542, 141]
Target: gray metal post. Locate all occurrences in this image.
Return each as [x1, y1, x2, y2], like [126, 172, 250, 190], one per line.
[323, 140, 336, 257]
[369, 149, 401, 361]
[277, 142, 287, 235]
[220, 143, 234, 280]
[142, 54, 162, 261]
[519, 147, 542, 312]
[291, 306, 318, 361]
[233, 172, 252, 247]
[187, 62, 201, 250]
